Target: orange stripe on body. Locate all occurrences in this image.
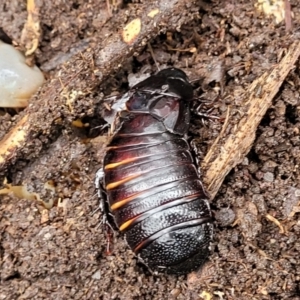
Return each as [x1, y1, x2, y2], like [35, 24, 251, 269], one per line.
[110, 191, 144, 211]
[106, 145, 139, 150]
[117, 192, 203, 232]
[104, 157, 138, 170]
[119, 217, 138, 231]
[106, 173, 141, 190]
[134, 239, 147, 252]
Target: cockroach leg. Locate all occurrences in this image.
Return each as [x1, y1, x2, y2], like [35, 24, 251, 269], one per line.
[95, 167, 116, 256]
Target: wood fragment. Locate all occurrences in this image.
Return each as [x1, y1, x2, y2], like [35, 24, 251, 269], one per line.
[284, 0, 293, 31]
[21, 0, 41, 55]
[122, 18, 142, 45]
[0, 115, 29, 165]
[0, 0, 199, 178]
[255, 0, 285, 24]
[265, 214, 285, 234]
[202, 41, 300, 199]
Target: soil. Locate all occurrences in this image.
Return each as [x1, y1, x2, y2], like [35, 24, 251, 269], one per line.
[1, 0, 300, 299]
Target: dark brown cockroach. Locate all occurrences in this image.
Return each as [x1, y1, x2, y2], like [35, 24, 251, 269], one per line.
[95, 68, 213, 275]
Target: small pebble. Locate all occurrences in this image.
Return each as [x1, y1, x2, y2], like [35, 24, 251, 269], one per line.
[215, 208, 236, 227]
[0, 41, 44, 107]
[263, 172, 274, 182]
[92, 270, 101, 280]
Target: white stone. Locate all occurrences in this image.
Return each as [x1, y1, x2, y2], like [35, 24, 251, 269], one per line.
[0, 41, 44, 107]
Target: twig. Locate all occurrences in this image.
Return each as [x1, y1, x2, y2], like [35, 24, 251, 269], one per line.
[202, 41, 300, 199]
[284, 0, 293, 32]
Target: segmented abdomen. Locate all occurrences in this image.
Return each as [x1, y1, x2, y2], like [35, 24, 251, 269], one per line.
[103, 113, 213, 274]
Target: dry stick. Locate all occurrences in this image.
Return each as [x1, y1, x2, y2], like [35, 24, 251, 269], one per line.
[21, 0, 41, 55]
[284, 0, 293, 32]
[0, 0, 199, 175]
[202, 41, 300, 199]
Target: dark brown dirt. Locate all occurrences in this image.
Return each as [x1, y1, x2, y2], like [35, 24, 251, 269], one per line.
[1, 0, 300, 299]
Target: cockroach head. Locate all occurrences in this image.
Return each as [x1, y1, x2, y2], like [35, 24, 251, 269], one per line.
[156, 68, 193, 100]
[155, 68, 190, 83]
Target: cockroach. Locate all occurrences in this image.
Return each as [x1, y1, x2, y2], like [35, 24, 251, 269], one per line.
[95, 68, 213, 275]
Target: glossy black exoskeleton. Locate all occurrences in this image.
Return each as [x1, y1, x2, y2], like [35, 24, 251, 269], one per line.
[95, 68, 213, 275]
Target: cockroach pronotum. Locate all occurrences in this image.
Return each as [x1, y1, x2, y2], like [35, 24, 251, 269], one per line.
[95, 68, 213, 275]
